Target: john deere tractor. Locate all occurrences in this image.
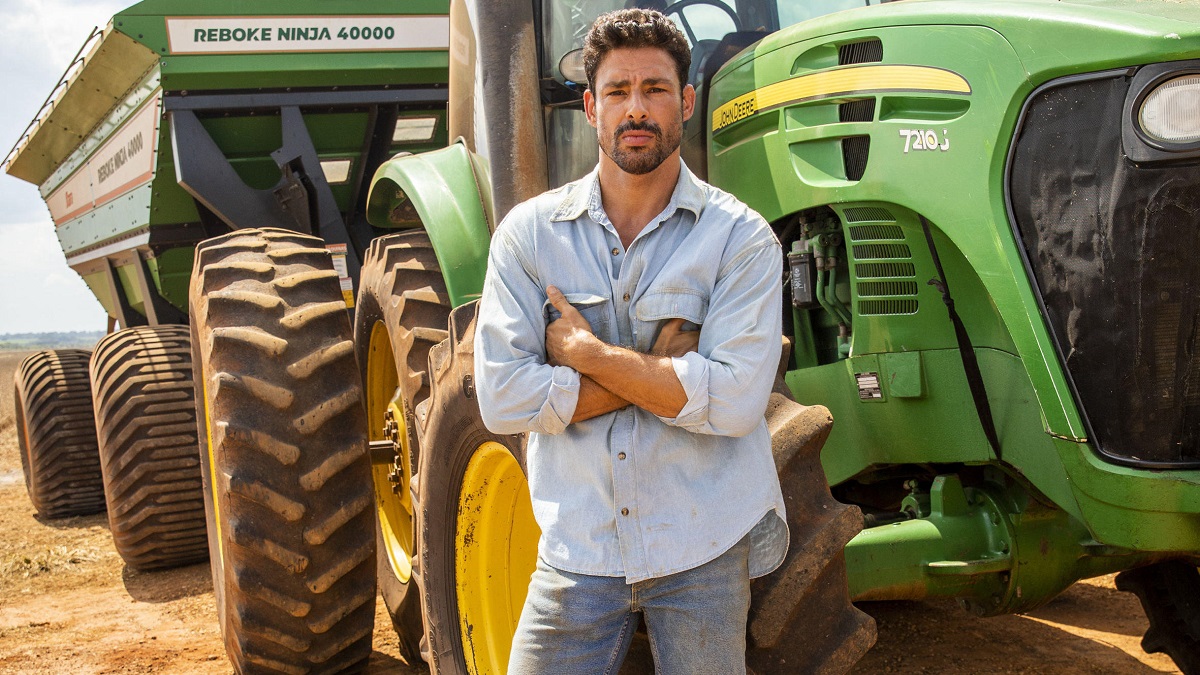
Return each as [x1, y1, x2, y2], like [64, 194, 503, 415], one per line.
[354, 0, 1200, 673]
[11, 0, 1200, 673]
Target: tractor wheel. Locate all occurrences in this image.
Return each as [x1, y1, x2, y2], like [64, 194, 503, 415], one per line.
[415, 302, 876, 674]
[745, 384, 878, 674]
[14, 349, 106, 519]
[189, 228, 376, 675]
[90, 325, 208, 570]
[414, 301, 538, 675]
[1117, 560, 1200, 674]
[353, 231, 450, 661]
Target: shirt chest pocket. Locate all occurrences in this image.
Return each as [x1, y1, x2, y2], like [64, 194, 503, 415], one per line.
[544, 293, 613, 342]
[634, 290, 708, 351]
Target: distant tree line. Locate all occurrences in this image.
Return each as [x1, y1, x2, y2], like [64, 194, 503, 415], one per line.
[0, 331, 106, 351]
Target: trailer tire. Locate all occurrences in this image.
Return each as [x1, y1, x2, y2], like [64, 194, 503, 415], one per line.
[14, 349, 106, 519]
[1117, 560, 1200, 674]
[190, 228, 376, 675]
[354, 231, 450, 661]
[90, 325, 208, 570]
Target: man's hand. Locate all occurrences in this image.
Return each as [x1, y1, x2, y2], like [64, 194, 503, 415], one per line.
[545, 286, 598, 368]
[650, 318, 700, 358]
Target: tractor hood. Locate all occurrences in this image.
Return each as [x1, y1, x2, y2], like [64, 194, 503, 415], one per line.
[714, 0, 1200, 92]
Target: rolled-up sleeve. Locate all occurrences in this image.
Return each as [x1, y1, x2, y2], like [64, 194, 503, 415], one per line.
[657, 240, 782, 437]
[475, 223, 580, 435]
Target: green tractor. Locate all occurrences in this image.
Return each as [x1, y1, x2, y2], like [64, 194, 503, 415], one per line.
[354, 0, 1200, 673]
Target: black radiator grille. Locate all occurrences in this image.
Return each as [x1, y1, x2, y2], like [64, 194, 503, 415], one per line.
[839, 39, 883, 65]
[1009, 73, 1200, 465]
[842, 136, 870, 181]
[839, 99, 876, 123]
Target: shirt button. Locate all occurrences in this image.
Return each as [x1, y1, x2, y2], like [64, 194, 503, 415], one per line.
[622, 293, 630, 302]
[618, 452, 627, 460]
[611, 247, 620, 256]
[621, 507, 629, 516]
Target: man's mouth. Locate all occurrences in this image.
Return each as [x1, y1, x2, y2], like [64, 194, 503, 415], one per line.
[620, 131, 656, 147]
[614, 121, 661, 149]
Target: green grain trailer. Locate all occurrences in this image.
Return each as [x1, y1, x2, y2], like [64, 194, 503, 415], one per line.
[5, 1, 449, 672]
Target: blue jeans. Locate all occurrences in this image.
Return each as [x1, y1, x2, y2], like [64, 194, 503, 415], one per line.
[508, 535, 751, 675]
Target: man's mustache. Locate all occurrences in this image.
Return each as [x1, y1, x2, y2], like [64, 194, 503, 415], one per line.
[614, 120, 662, 142]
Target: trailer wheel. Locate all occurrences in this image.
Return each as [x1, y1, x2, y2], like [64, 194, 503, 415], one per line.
[90, 325, 208, 570]
[14, 349, 105, 519]
[415, 302, 539, 675]
[354, 231, 450, 661]
[1117, 560, 1200, 674]
[190, 228, 376, 675]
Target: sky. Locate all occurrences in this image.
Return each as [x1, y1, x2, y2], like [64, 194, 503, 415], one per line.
[0, 0, 127, 334]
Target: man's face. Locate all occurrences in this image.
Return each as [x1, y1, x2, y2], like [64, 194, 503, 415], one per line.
[584, 46, 696, 176]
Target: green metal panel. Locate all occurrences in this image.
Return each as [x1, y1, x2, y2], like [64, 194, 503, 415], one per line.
[147, 247, 194, 310]
[81, 270, 118, 320]
[366, 142, 493, 307]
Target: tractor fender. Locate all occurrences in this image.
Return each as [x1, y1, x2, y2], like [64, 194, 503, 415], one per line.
[366, 141, 495, 307]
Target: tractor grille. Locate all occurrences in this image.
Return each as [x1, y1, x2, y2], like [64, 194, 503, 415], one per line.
[848, 208, 919, 316]
[1009, 73, 1200, 465]
[842, 136, 871, 181]
[839, 39, 883, 65]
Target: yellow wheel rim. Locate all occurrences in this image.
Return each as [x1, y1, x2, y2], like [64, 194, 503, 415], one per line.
[367, 321, 414, 583]
[201, 376, 223, 560]
[456, 442, 540, 675]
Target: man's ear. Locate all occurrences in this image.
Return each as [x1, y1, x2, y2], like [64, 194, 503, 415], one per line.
[682, 83, 696, 122]
[584, 89, 598, 128]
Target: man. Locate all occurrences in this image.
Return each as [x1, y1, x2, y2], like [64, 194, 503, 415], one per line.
[474, 9, 788, 673]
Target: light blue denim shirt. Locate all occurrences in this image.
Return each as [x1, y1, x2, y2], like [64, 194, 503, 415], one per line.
[475, 160, 789, 584]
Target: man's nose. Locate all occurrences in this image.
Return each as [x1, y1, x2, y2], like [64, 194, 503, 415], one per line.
[625, 91, 649, 120]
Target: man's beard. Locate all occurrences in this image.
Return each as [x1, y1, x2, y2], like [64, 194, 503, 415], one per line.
[602, 119, 682, 175]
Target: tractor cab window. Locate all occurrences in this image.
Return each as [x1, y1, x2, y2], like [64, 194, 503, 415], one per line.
[540, 0, 870, 187]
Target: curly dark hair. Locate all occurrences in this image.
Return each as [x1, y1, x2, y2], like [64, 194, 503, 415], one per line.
[583, 9, 692, 91]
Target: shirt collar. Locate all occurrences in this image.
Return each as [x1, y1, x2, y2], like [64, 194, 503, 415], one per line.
[550, 158, 705, 224]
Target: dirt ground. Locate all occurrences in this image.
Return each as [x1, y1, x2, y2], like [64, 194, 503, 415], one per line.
[0, 349, 1182, 674]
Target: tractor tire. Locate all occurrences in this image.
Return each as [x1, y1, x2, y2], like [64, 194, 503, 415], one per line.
[414, 301, 536, 675]
[1117, 560, 1200, 674]
[415, 302, 876, 674]
[353, 231, 450, 661]
[745, 383, 877, 674]
[14, 349, 105, 519]
[90, 325, 208, 570]
[189, 228, 376, 675]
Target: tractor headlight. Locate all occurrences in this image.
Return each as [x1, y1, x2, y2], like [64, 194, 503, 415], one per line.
[1139, 74, 1200, 144]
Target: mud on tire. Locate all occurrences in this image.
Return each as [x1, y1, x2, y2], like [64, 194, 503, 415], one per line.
[190, 228, 376, 674]
[90, 325, 208, 570]
[14, 349, 105, 519]
[354, 231, 451, 662]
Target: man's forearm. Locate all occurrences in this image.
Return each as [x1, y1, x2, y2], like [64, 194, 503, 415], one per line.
[572, 341, 687, 419]
[571, 376, 630, 423]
